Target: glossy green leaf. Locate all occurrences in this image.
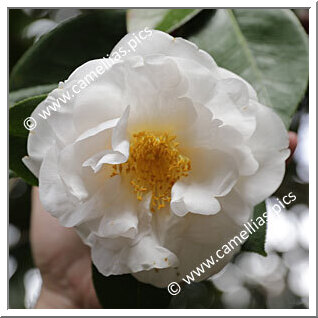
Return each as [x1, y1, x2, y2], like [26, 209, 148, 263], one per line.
[9, 95, 47, 138]
[9, 135, 38, 186]
[241, 201, 267, 256]
[9, 95, 47, 186]
[9, 84, 57, 106]
[127, 9, 202, 33]
[186, 9, 308, 128]
[169, 281, 217, 309]
[10, 10, 127, 90]
[92, 264, 171, 308]
[92, 263, 219, 308]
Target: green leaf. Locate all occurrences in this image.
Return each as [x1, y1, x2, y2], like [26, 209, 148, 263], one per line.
[9, 84, 57, 106]
[186, 9, 308, 128]
[9, 95, 47, 138]
[10, 10, 127, 90]
[241, 201, 267, 256]
[127, 9, 202, 33]
[9, 95, 47, 186]
[92, 264, 171, 308]
[9, 135, 38, 186]
[169, 281, 217, 309]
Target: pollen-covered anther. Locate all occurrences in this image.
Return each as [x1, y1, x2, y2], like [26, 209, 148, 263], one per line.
[111, 131, 191, 211]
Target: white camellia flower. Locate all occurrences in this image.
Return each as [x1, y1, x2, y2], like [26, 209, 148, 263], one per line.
[23, 30, 290, 287]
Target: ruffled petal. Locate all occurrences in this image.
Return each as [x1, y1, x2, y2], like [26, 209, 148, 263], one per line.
[70, 61, 128, 134]
[236, 100, 290, 205]
[84, 195, 179, 276]
[92, 235, 179, 276]
[38, 143, 77, 221]
[218, 67, 258, 101]
[83, 106, 130, 172]
[219, 188, 253, 225]
[179, 104, 258, 177]
[57, 117, 117, 201]
[75, 176, 139, 237]
[112, 30, 218, 72]
[206, 78, 257, 140]
[171, 149, 239, 216]
[134, 210, 244, 287]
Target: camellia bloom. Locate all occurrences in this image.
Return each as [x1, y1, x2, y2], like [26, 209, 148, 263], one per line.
[23, 30, 290, 287]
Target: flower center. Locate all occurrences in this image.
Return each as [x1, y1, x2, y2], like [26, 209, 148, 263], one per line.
[111, 131, 191, 212]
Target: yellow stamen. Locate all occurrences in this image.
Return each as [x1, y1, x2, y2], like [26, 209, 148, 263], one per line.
[111, 131, 191, 212]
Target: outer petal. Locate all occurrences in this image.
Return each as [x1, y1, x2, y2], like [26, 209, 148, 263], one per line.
[22, 91, 65, 178]
[206, 78, 257, 140]
[218, 67, 258, 101]
[70, 60, 128, 133]
[218, 188, 253, 225]
[134, 210, 244, 288]
[91, 235, 179, 276]
[85, 195, 179, 276]
[236, 100, 290, 206]
[39, 144, 118, 228]
[38, 143, 77, 222]
[112, 30, 218, 72]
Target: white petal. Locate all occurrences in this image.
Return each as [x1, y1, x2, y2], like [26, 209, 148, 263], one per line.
[135, 211, 243, 287]
[143, 55, 186, 93]
[39, 144, 113, 228]
[236, 101, 290, 205]
[129, 95, 197, 136]
[117, 56, 192, 133]
[75, 176, 139, 236]
[71, 65, 127, 134]
[111, 106, 130, 158]
[67, 58, 115, 82]
[171, 149, 238, 216]
[24, 103, 61, 177]
[91, 235, 179, 276]
[206, 79, 257, 140]
[24, 60, 121, 176]
[76, 118, 119, 142]
[83, 106, 130, 172]
[171, 57, 219, 105]
[87, 195, 179, 276]
[218, 67, 258, 101]
[112, 30, 218, 72]
[38, 144, 77, 220]
[179, 104, 258, 177]
[171, 184, 221, 217]
[58, 118, 116, 200]
[58, 143, 90, 201]
[219, 189, 253, 225]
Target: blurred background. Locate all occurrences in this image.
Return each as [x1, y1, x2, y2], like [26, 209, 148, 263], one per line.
[9, 8, 309, 309]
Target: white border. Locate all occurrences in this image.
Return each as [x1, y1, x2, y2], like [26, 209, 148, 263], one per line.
[4, 0, 316, 316]
[308, 1, 316, 314]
